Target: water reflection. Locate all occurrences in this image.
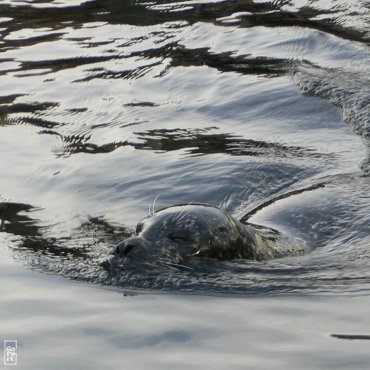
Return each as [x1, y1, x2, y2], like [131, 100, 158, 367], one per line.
[0, 0, 369, 295]
[0, 0, 367, 79]
[2, 0, 368, 38]
[170, 47, 289, 77]
[1, 201, 132, 261]
[2, 171, 369, 295]
[0, 202, 39, 236]
[36, 126, 332, 158]
[133, 128, 330, 158]
[0, 95, 57, 124]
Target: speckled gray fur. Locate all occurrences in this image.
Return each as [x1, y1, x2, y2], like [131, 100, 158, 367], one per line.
[112, 204, 304, 267]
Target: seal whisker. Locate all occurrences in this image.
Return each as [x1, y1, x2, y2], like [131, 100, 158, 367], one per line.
[152, 194, 160, 216]
[154, 258, 177, 269]
[174, 200, 194, 222]
[177, 209, 192, 223]
[156, 258, 194, 271]
[174, 208, 186, 222]
[173, 211, 181, 222]
[219, 194, 229, 209]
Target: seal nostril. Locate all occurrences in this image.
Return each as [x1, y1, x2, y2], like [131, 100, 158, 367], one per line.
[114, 237, 147, 260]
[123, 243, 136, 257]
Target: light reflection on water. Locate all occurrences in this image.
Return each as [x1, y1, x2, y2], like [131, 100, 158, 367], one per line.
[0, 0, 369, 295]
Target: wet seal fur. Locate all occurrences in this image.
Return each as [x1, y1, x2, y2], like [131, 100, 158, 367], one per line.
[109, 204, 304, 269]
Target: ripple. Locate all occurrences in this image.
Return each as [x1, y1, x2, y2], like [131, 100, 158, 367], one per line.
[0, 0, 369, 296]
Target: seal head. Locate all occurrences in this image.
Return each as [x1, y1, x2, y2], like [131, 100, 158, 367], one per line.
[112, 204, 256, 268]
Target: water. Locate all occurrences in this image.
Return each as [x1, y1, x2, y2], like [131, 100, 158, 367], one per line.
[0, 0, 369, 368]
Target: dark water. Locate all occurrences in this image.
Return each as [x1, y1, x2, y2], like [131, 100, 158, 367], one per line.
[0, 0, 369, 294]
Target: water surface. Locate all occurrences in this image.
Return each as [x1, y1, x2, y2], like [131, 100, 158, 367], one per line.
[2, 0, 369, 295]
[1, 0, 370, 368]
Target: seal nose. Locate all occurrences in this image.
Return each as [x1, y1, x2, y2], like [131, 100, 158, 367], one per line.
[115, 237, 147, 259]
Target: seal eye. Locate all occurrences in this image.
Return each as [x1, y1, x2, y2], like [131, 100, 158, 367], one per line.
[168, 235, 187, 242]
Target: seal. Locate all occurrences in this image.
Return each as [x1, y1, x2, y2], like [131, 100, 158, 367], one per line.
[111, 204, 304, 268]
